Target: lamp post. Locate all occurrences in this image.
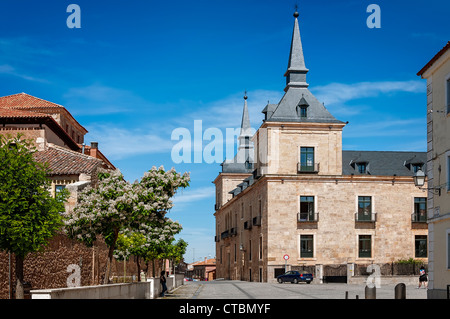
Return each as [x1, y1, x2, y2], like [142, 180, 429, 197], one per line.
[413, 169, 441, 196]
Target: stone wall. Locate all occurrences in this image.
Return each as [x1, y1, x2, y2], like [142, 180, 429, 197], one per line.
[0, 234, 139, 299]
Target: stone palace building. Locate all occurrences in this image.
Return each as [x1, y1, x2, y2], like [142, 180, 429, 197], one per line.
[214, 10, 428, 283]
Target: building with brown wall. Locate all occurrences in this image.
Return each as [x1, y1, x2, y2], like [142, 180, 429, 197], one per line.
[214, 11, 428, 283]
[0, 93, 128, 298]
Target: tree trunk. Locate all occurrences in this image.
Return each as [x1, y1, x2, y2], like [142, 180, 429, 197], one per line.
[15, 255, 24, 299]
[152, 259, 155, 278]
[103, 228, 119, 284]
[137, 256, 141, 282]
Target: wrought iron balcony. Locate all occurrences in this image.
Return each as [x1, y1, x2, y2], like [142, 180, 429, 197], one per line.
[244, 220, 252, 230]
[221, 230, 229, 239]
[355, 212, 377, 222]
[297, 162, 320, 173]
[297, 212, 319, 222]
[411, 212, 427, 223]
[252, 215, 262, 226]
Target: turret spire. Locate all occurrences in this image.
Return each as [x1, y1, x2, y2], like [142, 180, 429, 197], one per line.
[284, 8, 309, 91]
[239, 91, 252, 151]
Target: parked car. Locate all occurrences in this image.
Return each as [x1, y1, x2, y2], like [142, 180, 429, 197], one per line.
[277, 271, 313, 284]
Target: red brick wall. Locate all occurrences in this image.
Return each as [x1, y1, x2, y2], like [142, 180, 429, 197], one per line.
[0, 234, 142, 299]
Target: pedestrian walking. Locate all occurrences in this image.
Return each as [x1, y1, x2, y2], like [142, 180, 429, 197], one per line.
[417, 266, 428, 289]
[160, 271, 167, 297]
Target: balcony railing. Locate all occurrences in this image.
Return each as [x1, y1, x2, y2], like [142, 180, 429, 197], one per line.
[244, 220, 252, 230]
[355, 212, 377, 222]
[252, 216, 262, 226]
[297, 162, 320, 173]
[230, 227, 237, 236]
[221, 230, 229, 239]
[297, 212, 319, 222]
[411, 212, 427, 223]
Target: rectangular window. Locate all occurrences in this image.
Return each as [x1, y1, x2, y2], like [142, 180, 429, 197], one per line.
[249, 239, 252, 261]
[415, 235, 427, 258]
[299, 196, 315, 221]
[259, 237, 263, 260]
[357, 162, 367, 174]
[300, 147, 315, 172]
[358, 196, 372, 221]
[413, 197, 427, 222]
[234, 244, 237, 263]
[300, 235, 314, 258]
[55, 185, 66, 201]
[358, 235, 372, 258]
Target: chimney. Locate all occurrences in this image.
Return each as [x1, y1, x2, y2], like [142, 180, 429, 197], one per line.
[90, 142, 98, 158]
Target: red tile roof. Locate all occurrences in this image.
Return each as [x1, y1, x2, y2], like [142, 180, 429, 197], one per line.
[0, 93, 64, 109]
[0, 108, 50, 118]
[0, 93, 88, 134]
[417, 41, 450, 76]
[34, 144, 102, 175]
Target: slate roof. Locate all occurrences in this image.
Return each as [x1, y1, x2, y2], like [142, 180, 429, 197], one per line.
[265, 88, 344, 124]
[342, 150, 426, 177]
[34, 144, 102, 175]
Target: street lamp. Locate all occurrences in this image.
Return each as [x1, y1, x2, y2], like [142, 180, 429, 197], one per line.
[413, 169, 441, 196]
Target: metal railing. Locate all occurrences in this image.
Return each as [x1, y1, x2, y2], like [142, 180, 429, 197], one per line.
[355, 212, 377, 222]
[411, 212, 427, 223]
[297, 162, 320, 173]
[297, 212, 319, 222]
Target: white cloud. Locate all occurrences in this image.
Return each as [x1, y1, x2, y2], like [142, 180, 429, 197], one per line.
[84, 124, 172, 160]
[0, 64, 49, 83]
[311, 80, 425, 116]
[79, 80, 426, 160]
[172, 186, 215, 205]
[63, 83, 151, 115]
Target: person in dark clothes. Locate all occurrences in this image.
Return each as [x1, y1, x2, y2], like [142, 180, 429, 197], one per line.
[417, 266, 428, 289]
[160, 271, 167, 297]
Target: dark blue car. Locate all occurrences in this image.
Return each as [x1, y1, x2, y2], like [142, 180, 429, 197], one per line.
[277, 271, 313, 284]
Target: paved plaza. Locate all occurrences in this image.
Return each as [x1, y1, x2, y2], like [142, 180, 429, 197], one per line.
[162, 280, 427, 299]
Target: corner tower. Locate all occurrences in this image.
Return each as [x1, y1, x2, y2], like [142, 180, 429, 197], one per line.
[257, 9, 346, 176]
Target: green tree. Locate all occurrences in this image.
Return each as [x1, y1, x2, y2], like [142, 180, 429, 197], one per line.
[114, 220, 183, 281]
[65, 166, 189, 284]
[0, 134, 66, 298]
[163, 238, 188, 274]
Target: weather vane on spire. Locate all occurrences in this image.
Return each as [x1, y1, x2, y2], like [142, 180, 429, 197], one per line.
[294, 4, 299, 17]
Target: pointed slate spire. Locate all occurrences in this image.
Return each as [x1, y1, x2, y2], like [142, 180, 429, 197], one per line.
[238, 91, 253, 151]
[284, 8, 309, 91]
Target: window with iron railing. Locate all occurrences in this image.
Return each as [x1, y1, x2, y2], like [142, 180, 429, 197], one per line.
[299, 147, 317, 172]
[357, 196, 373, 221]
[298, 196, 317, 222]
[412, 197, 427, 222]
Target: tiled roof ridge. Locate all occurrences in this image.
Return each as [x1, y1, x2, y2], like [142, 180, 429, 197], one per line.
[47, 143, 102, 162]
[0, 92, 64, 108]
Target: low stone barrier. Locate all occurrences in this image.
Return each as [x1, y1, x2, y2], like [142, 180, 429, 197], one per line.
[31, 274, 184, 299]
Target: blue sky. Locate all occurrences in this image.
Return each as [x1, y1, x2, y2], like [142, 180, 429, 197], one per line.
[0, 0, 448, 263]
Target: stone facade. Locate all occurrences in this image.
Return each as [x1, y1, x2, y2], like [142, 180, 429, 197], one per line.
[214, 11, 428, 283]
[418, 41, 450, 299]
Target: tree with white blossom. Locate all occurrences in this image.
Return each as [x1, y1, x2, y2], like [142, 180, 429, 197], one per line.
[64, 166, 190, 284]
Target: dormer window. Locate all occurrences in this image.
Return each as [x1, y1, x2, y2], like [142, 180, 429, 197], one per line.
[297, 95, 309, 119]
[356, 162, 368, 174]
